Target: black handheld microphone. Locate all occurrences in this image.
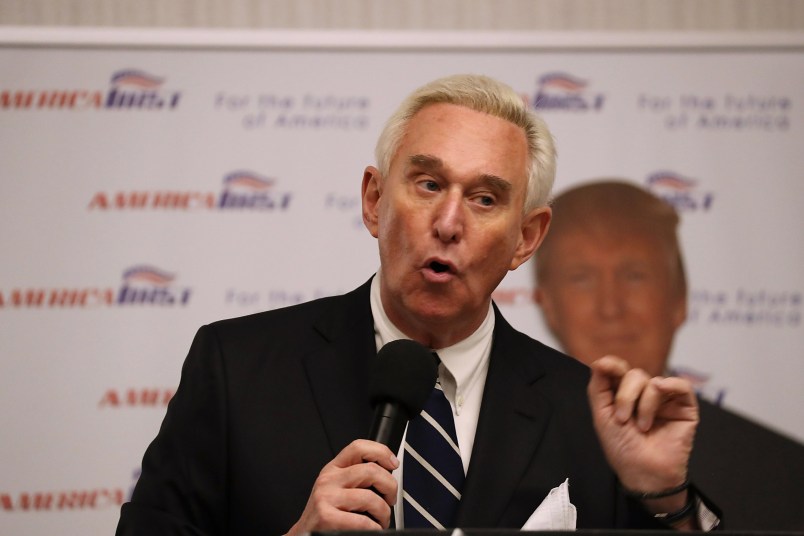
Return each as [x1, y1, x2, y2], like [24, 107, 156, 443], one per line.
[368, 339, 438, 455]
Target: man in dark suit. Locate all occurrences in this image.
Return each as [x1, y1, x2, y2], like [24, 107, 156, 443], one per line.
[534, 180, 804, 530]
[117, 75, 714, 535]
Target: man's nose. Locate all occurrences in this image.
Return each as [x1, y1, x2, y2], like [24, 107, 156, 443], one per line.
[433, 191, 464, 243]
[596, 276, 625, 319]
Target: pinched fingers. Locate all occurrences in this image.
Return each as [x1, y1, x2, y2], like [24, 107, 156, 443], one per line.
[589, 356, 689, 431]
[586, 357, 699, 499]
[588, 355, 654, 421]
[631, 377, 664, 431]
[618, 375, 699, 432]
[588, 355, 631, 409]
[652, 375, 697, 401]
[650, 376, 700, 421]
[611, 367, 653, 426]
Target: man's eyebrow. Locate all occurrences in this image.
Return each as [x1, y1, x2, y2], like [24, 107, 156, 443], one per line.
[408, 154, 443, 171]
[408, 154, 512, 192]
[479, 174, 512, 193]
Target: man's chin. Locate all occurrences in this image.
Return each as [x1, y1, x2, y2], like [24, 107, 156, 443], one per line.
[409, 304, 463, 325]
[405, 299, 479, 331]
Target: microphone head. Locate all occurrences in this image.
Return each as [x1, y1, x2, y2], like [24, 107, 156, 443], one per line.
[369, 339, 438, 419]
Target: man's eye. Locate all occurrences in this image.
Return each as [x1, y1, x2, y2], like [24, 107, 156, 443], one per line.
[625, 271, 648, 282]
[478, 195, 495, 206]
[423, 180, 439, 191]
[568, 273, 592, 285]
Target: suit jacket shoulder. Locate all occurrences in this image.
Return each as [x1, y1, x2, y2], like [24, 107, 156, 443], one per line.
[118, 279, 378, 536]
[691, 399, 804, 530]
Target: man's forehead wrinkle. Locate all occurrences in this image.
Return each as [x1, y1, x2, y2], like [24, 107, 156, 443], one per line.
[407, 154, 513, 193]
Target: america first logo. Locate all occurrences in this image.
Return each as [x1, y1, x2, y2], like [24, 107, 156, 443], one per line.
[0, 265, 191, 308]
[88, 171, 292, 211]
[528, 72, 605, 112]
[1, 69, 181, 110]
[646, 171, 714, 212]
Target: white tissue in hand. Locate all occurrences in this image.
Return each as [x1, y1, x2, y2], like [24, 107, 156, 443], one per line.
[521, 478, 577, 531]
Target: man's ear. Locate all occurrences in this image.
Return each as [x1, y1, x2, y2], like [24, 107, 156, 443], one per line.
[361, 166, 382, 238]
[509, 206, 552, 271]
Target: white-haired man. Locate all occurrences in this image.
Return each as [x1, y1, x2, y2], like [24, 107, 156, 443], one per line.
[118, 76, 717, 535]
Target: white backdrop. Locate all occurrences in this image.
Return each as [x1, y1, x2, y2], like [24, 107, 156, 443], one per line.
[1, 29, 802, 535]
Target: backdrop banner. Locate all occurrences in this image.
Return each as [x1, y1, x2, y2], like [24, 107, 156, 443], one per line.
[1, 29, 802, 536]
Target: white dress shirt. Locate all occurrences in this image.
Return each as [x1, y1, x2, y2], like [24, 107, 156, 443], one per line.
[369, 272, 493, 527]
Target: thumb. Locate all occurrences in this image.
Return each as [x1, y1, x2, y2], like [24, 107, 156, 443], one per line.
[587, 355, 630, 411]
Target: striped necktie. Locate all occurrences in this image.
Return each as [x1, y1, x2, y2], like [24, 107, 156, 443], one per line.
[402, 362, 465, 529]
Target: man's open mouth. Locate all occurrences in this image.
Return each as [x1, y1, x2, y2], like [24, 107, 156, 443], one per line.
[429, 261, 451, 274]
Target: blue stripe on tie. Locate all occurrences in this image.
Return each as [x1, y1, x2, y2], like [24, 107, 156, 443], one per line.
[403, 376, 465, 529]
[405, 414, 464, 490]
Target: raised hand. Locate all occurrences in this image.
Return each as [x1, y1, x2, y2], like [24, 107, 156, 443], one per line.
[588, 355, 698, 519]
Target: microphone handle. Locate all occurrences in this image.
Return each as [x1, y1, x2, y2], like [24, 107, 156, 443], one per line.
[368, 401, 408, 456]
[364, 402, 407, 528]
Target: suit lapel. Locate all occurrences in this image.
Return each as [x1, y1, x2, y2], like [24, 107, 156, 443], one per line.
[299, 284, 564, 527]
[456, 309, 555, 528]
[302, 280, 377, 457]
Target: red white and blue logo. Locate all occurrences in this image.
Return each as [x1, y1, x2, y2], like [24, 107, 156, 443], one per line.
[0, 265, 191, 308]
[527, 72, 605, 112]
[88, 171, 292, 211]
[118, 265, 191, 306]
[645, 171, 714, 212]
[219, 171, 291, 209]
[1, 69, 181, 110]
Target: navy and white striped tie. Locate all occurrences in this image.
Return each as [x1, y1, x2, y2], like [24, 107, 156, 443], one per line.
[403, 368, 465, 529]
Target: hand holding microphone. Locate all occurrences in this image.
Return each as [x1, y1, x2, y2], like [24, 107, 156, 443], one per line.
[285, 340, 437, 536]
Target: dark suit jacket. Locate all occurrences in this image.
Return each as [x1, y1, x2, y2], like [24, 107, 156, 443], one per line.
[116, 279, 667, 535]
[689, 399, 804, 531]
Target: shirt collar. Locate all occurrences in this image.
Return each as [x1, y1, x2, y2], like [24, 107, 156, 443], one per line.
[370, 271, 495, 408]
